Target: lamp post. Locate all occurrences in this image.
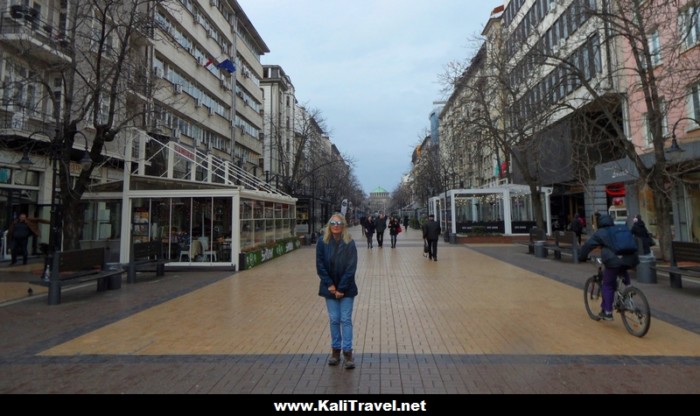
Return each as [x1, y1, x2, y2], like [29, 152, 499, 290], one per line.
[667, 117, 696, 154]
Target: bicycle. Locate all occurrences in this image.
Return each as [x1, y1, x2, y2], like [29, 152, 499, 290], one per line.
[583, 256, 651, 337]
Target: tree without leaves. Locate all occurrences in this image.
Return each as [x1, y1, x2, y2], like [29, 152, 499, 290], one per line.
[9, 0, 174, 250]
[557, 0, 700, 260]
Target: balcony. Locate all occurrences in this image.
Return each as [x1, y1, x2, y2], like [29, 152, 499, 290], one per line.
[0, 10, 71, 64]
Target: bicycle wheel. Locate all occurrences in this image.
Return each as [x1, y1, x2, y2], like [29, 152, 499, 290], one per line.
[583, 275, 602, 321]
[619, 286, 651, 337]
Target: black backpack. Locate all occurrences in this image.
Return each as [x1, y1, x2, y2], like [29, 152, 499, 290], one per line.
[606, 225, 638, 255]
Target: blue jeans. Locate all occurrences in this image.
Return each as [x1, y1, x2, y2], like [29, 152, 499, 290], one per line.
[325, 296, 354, 352]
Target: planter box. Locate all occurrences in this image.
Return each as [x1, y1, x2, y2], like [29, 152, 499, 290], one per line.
[238, 238, 301, 270]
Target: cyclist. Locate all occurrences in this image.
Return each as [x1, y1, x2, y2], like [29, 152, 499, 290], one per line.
[578, 213, 639, 321]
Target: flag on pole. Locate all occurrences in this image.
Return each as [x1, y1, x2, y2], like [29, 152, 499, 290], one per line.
[216, 59, 236, 74]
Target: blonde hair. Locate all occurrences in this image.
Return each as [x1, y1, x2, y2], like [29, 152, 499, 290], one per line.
[322, 213, 353, 244]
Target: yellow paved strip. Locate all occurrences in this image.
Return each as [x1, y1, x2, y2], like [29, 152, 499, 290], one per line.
[41, 241, 700, 357]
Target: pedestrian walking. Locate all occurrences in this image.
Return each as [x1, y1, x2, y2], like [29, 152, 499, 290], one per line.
[316, 213, 358, 369]
[403, 215, 409, 233]
[631, 214, 654, 255]
[8, 213, 48, 266]
[571, 213, 585, 245]
[422, 214, 441, 261]
[374, 211, 387, 248]
[364, 216, 375, 249]
[388, 215, 401, 248]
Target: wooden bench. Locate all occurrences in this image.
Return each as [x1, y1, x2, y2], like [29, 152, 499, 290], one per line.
[127, 240, 166, 284]
[515, 227, 547, 254]
[29, 247, 125, 305]
[652, 241, 700, 289]
[550, 231, 580, 263]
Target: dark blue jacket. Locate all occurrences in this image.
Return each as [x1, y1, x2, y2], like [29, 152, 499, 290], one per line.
[374, 215, 387, 232]
[317, 236, 358, 298]
[578, 214, 639, 269]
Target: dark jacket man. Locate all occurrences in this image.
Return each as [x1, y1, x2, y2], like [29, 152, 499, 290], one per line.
[422, 214, 442, 261]
[578, 214, 639, 270]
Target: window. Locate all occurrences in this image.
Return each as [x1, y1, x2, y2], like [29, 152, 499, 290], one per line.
[649, 30, 661, 66]
[679, 6, 700, 48]
[642, 101, 668, 148]
[691, 84, 700, 123]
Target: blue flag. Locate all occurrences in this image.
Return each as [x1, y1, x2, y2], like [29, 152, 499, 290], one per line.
[216, 59, 236, 74]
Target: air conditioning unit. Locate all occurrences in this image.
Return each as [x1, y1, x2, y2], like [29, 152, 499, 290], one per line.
[174, 84, 183, 94]
[207, 28, 213, 38]
[172, 128, 181, 138]
[195, 56, 202, 65]
[153, 67, 163, 78]
[208, 107, 215, 116]
[236, 91, 243, 98]
[194, 98, 202, 108]
[210, 0, 217, 6]
[549, 1, 557, 11]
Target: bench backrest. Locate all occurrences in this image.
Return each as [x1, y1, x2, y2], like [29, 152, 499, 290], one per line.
[133, 241, 162, 260]
[554, 231, 579, 247]
[671, 241, 700, 265]
[55, 247, 107, 277]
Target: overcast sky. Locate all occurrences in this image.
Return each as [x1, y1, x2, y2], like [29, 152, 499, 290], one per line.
[238, 1, 502, 195]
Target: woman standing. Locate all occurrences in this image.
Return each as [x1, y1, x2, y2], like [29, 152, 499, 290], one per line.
[388, 215, 401, 248]
[317, 213, 358, 369]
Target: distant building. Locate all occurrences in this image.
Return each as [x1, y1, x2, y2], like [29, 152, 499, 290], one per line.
[368, 186, 390, 214]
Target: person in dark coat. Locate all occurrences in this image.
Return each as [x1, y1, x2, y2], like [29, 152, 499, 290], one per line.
[364, 216, 375, 249]
[578, 214, 639, 321]
[8, 213, 49, 265]
[571, 213, 585, 245]
[422, 214, 442, 261]
[631, 214, 654, 255]
[388, 215, 401, 248]
[374, 211, 388, 248]
[317, 213, 358, 369]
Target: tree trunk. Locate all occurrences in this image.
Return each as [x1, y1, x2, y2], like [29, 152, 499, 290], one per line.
[651, 186, 673, 262]
[529, 186, 546, 230]
[61, 194, 84, 251]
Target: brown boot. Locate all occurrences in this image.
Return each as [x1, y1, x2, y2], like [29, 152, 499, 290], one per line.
[328, 349, 341, 366]
[343, 350, 355, 369]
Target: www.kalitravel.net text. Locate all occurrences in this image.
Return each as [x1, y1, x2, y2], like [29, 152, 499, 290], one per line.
[273, 399, 428, 412]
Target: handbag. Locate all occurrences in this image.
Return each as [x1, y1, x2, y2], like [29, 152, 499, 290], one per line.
[423, 241, 429, 254]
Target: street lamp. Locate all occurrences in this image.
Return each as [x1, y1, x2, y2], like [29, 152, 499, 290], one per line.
[75, 131, 93, 171]
[667, 117, 696, 154]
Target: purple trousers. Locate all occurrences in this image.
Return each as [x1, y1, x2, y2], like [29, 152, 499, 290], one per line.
[601, 267, 630, 313]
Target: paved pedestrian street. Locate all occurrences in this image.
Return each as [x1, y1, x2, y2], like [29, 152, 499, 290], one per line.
[1, 226, 700, 399]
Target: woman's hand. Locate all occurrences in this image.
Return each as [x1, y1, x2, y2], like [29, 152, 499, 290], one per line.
[328, 285, 337, 295]
[335, 290, 344, 299]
